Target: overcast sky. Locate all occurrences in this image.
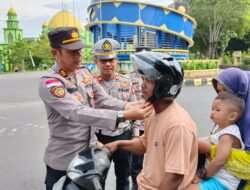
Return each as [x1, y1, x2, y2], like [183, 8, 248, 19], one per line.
[0, 0, 173, 42]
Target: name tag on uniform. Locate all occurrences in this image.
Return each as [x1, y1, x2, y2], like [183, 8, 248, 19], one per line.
[118, 88, 129, 92]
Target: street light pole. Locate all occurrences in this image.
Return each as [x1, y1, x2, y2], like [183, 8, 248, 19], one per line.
[99, 0, 103, 39]
[0, 50, 2, 73]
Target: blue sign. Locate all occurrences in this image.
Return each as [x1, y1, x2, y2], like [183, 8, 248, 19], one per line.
[0, 63, 2, 73]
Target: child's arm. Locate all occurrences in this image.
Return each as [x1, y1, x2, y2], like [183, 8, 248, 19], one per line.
[198, 137, 212, 154]
[200, 134, 234, 178]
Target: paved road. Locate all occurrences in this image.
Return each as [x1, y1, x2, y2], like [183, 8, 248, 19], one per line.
[0, 72, 216, 190]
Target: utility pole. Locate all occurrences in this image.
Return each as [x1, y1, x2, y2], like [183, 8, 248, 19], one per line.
[0, 50, 2, 73]
[99, 0, 103, 39]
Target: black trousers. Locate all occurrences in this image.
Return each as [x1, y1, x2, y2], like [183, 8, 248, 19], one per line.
[45, 165, 66, 190]
[96, 130, 132, 190]
[237, 180, 247, 190]
[131, 130, 144, 190]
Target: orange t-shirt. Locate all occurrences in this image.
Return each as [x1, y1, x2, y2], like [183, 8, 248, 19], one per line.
[138, 101, 198, 190]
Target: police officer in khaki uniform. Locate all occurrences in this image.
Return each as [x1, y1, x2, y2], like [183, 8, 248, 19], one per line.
[92, 38, 139, 190]
[38, 27, 153, 190]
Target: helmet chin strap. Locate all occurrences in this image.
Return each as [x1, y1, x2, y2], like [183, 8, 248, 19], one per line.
[147, 95, 157, 103]
[147, 81, 160, 103]
[147, 85, 178, 103]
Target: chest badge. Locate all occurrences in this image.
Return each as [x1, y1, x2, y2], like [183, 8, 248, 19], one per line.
[74, 94, 82, 101]
[120, 82, 128, 88]
[83, 77, 91, 84]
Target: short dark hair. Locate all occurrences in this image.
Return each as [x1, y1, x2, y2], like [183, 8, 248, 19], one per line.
[215, 92, 245, 118]
[135, 46, 151, 53]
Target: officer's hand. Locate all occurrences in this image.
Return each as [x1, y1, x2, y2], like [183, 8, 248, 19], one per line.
[105, 142, 119, 155]
[124, 102, 153, 120]
[124, 100, 145, 110]
[96, 141, 104, 148]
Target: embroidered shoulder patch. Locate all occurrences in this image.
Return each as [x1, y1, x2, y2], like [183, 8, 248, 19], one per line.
[50, 86, 65, 98]
[45, 79, 62, 88]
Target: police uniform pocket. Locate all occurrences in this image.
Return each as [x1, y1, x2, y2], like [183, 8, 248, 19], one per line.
[118, 88, 130, 101]
[85, 84, 95, 107]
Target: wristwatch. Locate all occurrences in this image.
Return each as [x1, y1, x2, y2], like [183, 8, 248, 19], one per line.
[197, 167, 207, 179]
[117, 111, 125, 123]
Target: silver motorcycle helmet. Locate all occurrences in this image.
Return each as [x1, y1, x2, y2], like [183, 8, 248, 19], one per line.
[67, 147, 111, 190]
[130, 51, 184, 102]
[53, 147, 111, 190]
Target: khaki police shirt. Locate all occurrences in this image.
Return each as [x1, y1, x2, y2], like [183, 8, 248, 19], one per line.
[127, 72, 144, 131]
[38, 63, 126, 170]
[95, 72, 140, 136]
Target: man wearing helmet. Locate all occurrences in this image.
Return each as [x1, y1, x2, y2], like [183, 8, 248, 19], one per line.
[127, 46, 151, 190]
[106, 51, 198, 189]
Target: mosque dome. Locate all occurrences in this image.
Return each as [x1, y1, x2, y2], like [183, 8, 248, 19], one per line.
[177, 6, 186, 14]
[48, 9, 83, 30]
[7, 8, 17, 16]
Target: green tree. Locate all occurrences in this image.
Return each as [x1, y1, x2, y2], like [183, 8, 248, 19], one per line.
[83, 47, 93, 63]
[218, 30, 237, 57]
[185, 0, 250, 59]
[243, 32, 250, 48]
[32, 35, 54, 70]
[8, 40, 33, 71]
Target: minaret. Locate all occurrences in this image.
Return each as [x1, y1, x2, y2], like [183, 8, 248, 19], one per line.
[3, 7, 23, 44]
[41, 21, 48, 37]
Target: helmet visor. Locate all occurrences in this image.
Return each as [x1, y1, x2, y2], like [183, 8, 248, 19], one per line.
[130, 53, 162, 81]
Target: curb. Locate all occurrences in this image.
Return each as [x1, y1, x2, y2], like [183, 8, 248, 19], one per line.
[183, 78, 212, 86]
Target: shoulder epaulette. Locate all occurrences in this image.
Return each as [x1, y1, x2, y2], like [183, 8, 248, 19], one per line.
[98, 76, 103, 81]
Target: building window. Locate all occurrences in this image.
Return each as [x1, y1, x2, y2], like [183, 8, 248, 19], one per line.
[8, 32, 13, 43]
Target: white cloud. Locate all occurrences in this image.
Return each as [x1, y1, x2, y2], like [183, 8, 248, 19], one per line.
[0, 0, 173, 42]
